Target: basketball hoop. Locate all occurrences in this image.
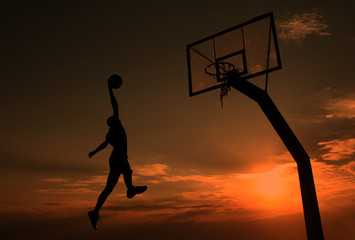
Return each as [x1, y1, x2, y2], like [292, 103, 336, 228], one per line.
[204, 62, 235, 80]
[205, 62, 239, 108]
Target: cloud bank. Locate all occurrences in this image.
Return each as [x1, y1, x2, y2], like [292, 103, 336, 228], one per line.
[278, 10, 330, 43]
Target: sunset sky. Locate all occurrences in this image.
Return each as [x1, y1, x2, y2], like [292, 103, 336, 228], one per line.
[1, 1, 354, 239]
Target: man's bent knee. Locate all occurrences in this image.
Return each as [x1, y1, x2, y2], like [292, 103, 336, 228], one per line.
[123, 169, 133, 176]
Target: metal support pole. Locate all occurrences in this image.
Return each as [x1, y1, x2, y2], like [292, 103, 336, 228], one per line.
[231, 79, 324, 240]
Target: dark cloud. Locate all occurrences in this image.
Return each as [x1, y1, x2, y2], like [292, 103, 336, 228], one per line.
[2, 208, 353, 240]
[0, 211, 306, 240]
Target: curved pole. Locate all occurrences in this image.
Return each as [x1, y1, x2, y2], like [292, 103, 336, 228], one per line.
[231, 79, 324, 240]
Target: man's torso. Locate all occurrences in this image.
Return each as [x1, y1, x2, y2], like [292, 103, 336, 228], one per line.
[107, 122, 127, 157]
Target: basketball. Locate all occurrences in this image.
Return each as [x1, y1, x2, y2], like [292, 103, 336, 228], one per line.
[108, 74, 122, 89]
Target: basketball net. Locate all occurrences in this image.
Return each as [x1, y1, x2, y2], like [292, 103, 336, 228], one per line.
[204, 62, 239, 108]
[220, 80, 231, 108]
[220, 69, 239, 108]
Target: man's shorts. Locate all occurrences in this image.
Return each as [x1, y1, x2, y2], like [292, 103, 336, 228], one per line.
[109, 150, 132, 176]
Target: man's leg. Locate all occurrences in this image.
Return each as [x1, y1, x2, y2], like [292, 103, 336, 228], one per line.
[89, 174, 119, 230]
[94, 174, 119, 212]
[123, 169, 147, 199]
[123, 169, 133, 190]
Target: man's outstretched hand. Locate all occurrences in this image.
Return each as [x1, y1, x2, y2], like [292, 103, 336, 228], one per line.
[88, 151, 95, 158]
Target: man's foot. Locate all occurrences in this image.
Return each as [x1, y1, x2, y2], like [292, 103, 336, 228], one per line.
[127, 186, 147, 199]
[88, 210, 100, 230]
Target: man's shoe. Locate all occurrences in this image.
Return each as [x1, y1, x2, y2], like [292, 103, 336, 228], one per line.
[88, 211, 100, 230]
[127, 186, 147, 199]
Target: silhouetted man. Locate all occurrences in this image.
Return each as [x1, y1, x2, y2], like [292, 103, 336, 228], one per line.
[88, 74, 147, 230]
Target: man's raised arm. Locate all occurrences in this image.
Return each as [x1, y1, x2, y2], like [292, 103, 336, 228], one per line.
[109, 87, 119, 119]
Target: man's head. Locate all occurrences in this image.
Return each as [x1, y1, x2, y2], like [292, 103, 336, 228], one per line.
[106, 116, 120, 127]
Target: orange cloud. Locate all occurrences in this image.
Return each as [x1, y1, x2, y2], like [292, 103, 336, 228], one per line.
[33, 175, 109, 197]
[342, 161, 355, 175]
[41, 178, 69, 183]
[30, 161, 302, 220]
[25, 157, 354, 225]
[161, 174, 220, 183]
[150, 162, 303, 219]
[311, 161, 355, 210]
[278, 10, 330, 43]
[324, 95, 355, 119]
[318, 138, 355, 161]
[302, 87, 355, 122]
[33, 188, 98, 194]
[134, 163, 169, 177]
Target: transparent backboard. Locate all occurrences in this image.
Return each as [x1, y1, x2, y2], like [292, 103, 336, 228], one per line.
[187, 12, 281, 96]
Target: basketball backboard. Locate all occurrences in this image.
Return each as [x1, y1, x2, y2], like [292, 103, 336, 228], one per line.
[187, 12, 282, 96]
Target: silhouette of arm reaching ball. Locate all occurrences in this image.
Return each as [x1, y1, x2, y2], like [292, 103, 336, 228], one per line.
[89, 138, 109, 158]
[109, 85, 119, 119]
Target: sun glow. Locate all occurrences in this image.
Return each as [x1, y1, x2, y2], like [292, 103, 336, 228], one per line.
[255, 172, 284, 197]
[242, 164, 296, 199]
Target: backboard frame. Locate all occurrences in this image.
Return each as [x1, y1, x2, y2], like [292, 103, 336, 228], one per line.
[187, 12, 282, 97]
